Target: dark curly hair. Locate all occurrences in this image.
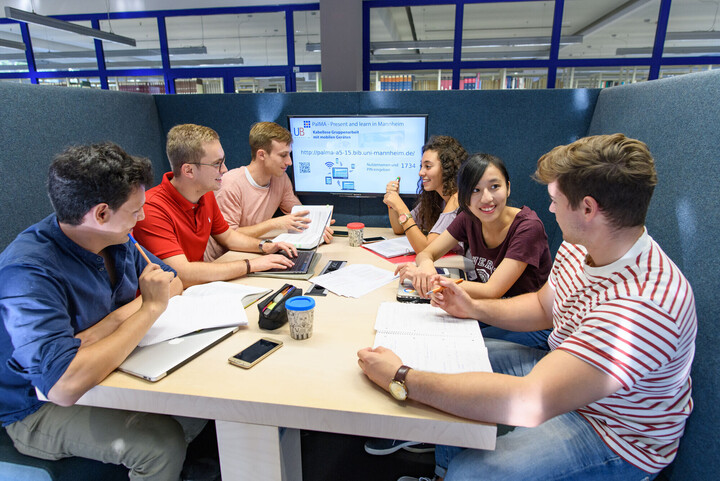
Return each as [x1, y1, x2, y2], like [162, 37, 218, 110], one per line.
[48, 142, 153, 225]
[414, 135, 468, 233]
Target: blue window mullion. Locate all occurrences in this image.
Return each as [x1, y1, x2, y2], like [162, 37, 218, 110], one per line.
[19, 22, 38, 84]
[90, 19, 109, 90]
[452, 1, 464, 90]
[649, 0, 672, 80]
[546, 0, 564, 88]
[156, 16, 173, 94]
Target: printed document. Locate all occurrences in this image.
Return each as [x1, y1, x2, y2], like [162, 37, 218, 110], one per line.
[308, 264, 398, 298]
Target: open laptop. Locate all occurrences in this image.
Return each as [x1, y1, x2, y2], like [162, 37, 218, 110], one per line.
[118, 326, 238, 382]
[266, 249, 317, 274]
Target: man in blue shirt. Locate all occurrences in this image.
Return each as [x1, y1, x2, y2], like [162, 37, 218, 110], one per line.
[0, 143, 191, 480]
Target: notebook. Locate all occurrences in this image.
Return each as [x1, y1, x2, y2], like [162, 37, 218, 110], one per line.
[118, 326, 239, 382]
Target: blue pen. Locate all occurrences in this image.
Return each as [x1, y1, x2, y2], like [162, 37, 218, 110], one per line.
[128, 233, 152, 265]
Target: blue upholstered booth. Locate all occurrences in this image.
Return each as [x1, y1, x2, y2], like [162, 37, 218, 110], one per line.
[0, 69, 718, 479]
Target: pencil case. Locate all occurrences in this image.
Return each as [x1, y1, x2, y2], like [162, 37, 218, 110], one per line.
[257, 283, 303, 330]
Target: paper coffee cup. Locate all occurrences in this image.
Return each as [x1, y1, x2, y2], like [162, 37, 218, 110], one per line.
[347, 222, 365, 247]
[285, 296, 315, 340]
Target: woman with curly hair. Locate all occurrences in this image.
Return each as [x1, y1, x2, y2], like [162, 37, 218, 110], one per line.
[384, 135, 468, 254]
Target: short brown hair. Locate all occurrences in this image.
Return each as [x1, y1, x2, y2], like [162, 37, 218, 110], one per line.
[166, 124, 219, 175]
[534, 134, 657, 229]
[249, 122, 292, 160]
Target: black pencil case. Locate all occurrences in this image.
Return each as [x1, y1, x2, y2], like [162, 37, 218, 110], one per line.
[257, 283, 303, 330]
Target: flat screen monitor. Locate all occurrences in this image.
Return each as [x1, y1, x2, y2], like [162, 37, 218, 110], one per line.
[288, 115, 428, 195]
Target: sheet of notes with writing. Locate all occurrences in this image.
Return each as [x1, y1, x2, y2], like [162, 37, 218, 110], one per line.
[373, 302, 491, 374]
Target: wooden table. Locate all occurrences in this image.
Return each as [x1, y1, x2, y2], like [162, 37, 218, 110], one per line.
[76, 228, 495, 480]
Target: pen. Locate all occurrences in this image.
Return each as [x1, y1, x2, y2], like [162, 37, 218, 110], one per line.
[128, 233, 153, 265]
[425, 278, 463, 296]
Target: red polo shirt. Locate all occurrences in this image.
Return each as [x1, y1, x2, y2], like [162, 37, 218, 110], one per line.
[133, 172, 229, 262]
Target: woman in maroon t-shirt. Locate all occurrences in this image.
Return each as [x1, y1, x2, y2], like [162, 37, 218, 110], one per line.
[410, 153, 552, 349]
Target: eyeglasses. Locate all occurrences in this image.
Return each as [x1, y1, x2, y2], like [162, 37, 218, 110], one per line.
[190, 158, 226, 172]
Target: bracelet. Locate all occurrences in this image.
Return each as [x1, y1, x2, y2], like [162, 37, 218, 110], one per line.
[404, 223, 420, 234]
[244, 259, 251, 274]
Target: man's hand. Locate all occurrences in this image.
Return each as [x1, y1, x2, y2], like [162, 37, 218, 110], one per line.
[138, 264, 175, 313]
[357, 346, 404, 392]
[431, 276, 478, 319]
[249, 254, 294, 272]
[276, 210, 311, 232]
[262, 241, 298, 257]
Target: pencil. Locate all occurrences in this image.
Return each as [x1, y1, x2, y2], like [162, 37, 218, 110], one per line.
[425, 278, 463, 296]
[128, 233, 153, 265]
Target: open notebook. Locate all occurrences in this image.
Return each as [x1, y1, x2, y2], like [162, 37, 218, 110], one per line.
[272, 205, 333, 250]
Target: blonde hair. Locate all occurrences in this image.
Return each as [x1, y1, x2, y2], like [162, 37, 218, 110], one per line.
[534, 134, 657, 228]
[249, 122, 292, 160]
[166, 124, 220, 174]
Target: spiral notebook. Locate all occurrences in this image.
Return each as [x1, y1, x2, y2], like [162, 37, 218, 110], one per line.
[373, 302, 491, 374]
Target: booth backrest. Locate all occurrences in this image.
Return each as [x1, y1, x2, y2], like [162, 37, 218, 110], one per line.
[586, 68, 720, 480]
[0, 83, 166, 250]
[0, 72, 717, 479]
[154, 88, 598, 242]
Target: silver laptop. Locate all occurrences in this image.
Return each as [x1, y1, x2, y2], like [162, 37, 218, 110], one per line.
[118, 326, 238, 382]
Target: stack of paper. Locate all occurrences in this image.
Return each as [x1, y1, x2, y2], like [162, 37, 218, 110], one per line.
[139, 282, 270, 346]
[308, 264, 398, 298]
[272, 205, 333, 249]
[362, 236, 414, 258]
[373, 302, 491, 374]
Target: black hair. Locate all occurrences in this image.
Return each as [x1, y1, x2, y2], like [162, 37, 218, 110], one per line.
[457, 153, 510, 215]
[48, 142, 153, 225]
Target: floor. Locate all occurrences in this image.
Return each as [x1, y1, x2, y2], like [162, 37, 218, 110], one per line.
[186, 423, 436, 481]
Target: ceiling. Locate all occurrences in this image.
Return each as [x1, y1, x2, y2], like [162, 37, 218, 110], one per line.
[0, 0, 718, 71]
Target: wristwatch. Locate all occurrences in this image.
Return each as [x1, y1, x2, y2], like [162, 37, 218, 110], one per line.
[398, 213, 413, 225]
[259, 239, 272, 253]
[389, 365, 411, 401]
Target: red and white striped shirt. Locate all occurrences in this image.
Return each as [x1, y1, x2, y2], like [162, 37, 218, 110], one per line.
[548, 229, 696, 473]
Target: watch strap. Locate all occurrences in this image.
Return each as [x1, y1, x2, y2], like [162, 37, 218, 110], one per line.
[394, 365, 411, 384]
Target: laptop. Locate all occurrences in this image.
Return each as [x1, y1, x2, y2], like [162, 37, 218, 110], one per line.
[266, 249, 317, 274]
[118, 326, 238, 382]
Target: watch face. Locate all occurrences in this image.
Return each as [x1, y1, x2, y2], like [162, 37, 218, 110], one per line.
[398, 214, 408, 224]
[389, 381, 407, 401]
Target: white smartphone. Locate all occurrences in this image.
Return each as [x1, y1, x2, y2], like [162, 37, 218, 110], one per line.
[228, 338, 283, 369]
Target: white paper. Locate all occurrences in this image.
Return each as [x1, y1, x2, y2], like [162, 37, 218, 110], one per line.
[138, 282, 269, 347]
[308, 264, 398, 298]
[372, 302, 492, 374]
[363, 236, 414, 258]
[272, 205, 333, 249]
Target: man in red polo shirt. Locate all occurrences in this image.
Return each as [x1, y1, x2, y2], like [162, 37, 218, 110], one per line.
[133, 123, 295, 287]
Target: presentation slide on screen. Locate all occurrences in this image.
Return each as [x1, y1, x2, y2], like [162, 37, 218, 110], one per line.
[289, 116, 426, 195]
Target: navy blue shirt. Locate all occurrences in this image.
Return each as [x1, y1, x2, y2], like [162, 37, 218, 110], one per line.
[0, 214, 175, 426]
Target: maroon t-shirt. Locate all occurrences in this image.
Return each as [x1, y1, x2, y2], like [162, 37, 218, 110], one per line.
[446, 206, 551, 297]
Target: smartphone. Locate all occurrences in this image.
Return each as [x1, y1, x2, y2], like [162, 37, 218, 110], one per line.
[333, 230, 348, 237]
[363, 236, 386, 244]
[228, 338, 283, 369]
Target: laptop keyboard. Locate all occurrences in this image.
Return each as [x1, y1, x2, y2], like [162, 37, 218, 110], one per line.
[267, 250, 315, 273]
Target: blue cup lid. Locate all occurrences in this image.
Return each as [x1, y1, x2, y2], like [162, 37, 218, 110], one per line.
[285, 296, 315, 312]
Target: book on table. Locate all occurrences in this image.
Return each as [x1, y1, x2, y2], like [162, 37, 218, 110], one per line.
[272, 205, 333, 250]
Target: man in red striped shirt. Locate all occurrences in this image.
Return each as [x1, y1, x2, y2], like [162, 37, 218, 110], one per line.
[358, 134, 696, 481]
